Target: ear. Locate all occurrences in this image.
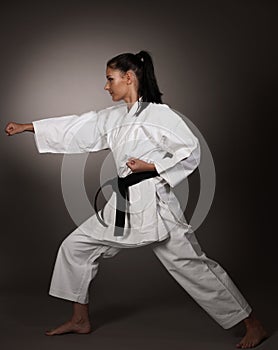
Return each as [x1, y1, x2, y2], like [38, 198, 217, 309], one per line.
[125, 70, 136, 85]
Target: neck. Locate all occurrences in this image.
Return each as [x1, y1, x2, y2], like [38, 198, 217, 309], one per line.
[124, 92, 140, 111]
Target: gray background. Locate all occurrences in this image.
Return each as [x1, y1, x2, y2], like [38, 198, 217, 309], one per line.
[0, 0, 277, 349]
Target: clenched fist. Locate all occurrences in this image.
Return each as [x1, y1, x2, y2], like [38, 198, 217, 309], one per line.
[126, 158, 156, 173]
[5, 122, 34, 136]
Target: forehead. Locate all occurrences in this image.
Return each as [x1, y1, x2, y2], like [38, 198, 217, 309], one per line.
[106, 67, 123, 77]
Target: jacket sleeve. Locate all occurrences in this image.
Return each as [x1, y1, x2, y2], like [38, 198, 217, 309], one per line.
[144, 106, 200, 188]
[154, 142, 200, 188]
[32, 110, 108, 154]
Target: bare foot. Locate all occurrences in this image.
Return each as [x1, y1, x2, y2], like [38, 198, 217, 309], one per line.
[236, 314, 268, 348]
[45, 319, 92, 336]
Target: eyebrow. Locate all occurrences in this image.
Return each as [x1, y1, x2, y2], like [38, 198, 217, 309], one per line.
[106, 75, 112, 78]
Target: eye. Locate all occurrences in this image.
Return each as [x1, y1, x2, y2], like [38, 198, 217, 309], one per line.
[107, 77, 113, 81]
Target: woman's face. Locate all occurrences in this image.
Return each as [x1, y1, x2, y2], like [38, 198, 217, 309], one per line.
[104, 67, 130, 102]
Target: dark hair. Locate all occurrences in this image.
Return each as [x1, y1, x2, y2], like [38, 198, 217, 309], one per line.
[106, 50, 163, 116]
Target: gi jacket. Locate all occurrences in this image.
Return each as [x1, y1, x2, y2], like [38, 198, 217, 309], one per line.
[32, 100, 200, 247]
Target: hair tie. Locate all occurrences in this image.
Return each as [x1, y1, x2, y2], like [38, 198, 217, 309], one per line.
[136, 53, 144, 63]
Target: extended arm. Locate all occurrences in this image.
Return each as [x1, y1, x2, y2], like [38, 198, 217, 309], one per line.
[31, 111, 108, 154]
[5, 110, 109, 155]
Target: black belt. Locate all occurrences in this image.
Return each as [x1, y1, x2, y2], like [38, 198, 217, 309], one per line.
[94, 170, 159, 236]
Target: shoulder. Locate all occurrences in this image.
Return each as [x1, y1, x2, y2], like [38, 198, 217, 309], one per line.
[95, 103, 127, 132]
[147, 102, 184, 125]
[96, 103, 126, 117]
[96, 103, 127, 124]
[146, 103, 198, 140]
[149, 102, 170, 110]
[149, 102, 182, 117]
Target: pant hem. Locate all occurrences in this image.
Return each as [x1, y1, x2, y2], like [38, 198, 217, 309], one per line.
[220, 304, 252, 329]
[49, 288, 88, 304]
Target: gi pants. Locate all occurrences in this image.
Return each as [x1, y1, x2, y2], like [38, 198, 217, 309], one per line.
[49, 224, 252, 330]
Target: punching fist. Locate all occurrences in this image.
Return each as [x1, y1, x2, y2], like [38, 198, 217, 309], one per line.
[5, 122, 33, 136]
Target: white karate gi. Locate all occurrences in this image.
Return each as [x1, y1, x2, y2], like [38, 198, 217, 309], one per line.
[32, 100, 252, 329]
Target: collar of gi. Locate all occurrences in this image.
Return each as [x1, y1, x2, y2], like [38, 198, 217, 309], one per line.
[126, 96, 143, 116]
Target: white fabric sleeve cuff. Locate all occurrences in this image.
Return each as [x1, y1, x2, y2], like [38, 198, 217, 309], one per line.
[33, 120, 51, 153]
[154, 142, 201, 188]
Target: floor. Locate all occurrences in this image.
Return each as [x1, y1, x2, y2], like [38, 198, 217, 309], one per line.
[1, 288, 277, 350]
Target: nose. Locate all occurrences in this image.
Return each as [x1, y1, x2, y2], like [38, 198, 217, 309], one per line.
[104, 82, 109, 90]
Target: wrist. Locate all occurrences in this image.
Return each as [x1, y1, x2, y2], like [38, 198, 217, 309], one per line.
[24, 123, 34, 132]
[148, 163, 156, 171]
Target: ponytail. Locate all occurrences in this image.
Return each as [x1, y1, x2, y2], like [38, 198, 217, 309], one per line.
[106, 50, 163, 115]
[134, 50, 163, 104]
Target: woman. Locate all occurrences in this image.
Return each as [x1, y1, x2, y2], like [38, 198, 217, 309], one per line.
[5, 50, 267, 348]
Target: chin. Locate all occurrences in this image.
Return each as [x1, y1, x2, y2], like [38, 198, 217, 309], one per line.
[109, 94, 123, 103]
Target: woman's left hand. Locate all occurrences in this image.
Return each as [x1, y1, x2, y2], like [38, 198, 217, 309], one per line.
[126, 158, 156, 173]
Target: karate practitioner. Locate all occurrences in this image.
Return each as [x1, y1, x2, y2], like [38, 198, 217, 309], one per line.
[5, 50, 267, 348]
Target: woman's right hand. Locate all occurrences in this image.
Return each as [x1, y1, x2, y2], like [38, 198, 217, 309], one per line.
[5, 122, 33, 136]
